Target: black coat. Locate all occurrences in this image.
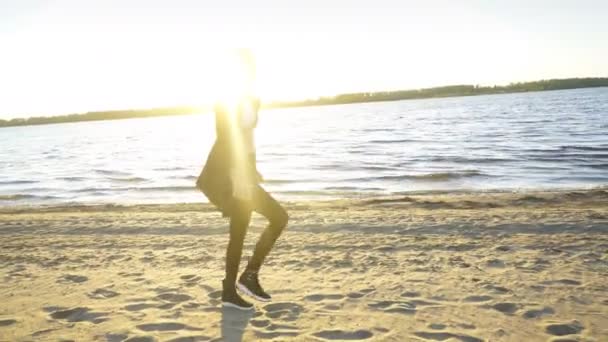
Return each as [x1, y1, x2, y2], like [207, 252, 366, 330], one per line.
[197, 98, 261, 213]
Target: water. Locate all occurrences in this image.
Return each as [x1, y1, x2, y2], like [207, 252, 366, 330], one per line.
[1, 88, 607, 206]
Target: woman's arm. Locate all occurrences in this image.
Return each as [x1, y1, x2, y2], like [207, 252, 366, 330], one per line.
[251, 98, 263, 182]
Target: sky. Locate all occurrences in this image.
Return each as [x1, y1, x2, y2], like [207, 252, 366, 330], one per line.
[0, 0, 607, 119]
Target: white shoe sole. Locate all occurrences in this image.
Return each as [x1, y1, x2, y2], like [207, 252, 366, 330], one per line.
[221, 301, 254, 311]
[237, 282, 272, 302]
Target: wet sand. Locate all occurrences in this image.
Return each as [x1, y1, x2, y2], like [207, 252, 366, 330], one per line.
[1, 189, 607, 341]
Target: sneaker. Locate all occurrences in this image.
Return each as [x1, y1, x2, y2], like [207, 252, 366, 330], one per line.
[222, 289, 254, 310]
[237, 270, 272, 302]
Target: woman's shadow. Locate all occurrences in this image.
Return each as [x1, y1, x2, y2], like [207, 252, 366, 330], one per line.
[220, 306, 255, 342]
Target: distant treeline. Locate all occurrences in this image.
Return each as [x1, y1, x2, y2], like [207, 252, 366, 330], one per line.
[1, 77, 607, 128]
[267, 77, 608, 107]
[0, 106, 203, 128]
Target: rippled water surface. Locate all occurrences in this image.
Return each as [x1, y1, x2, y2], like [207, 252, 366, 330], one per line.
[1, 88, 607, 205]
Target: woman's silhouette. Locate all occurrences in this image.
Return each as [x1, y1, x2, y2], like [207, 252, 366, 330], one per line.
[197, 50, 288, 310]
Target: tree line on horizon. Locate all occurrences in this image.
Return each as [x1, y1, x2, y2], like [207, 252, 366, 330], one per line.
[1, 77, 607, 128]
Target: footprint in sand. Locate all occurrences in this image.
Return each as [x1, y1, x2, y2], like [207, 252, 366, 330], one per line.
[428, 323, 447, 330]
[323, 304, 342, 311]
[180, 274, 202, 287]
[105, 333, 128, 342]
[540, 279, 582, 286]
[313, 329, 373, 340]
[254, 322, 299, 339]
[255, 331, 299, 340]
[199, 284, 215, 293]
[124, 303, 160, 312]
[544, 321, 584, 336]
[481, 284, 510, 294]
[347, 288, 376, 299]
[88, 288, 120, 299]
[57, 274, 88, 284]
[400, 291, 421, 298]
[304, 294, 344, 302]
[208, 290, 222, 300]
[182, 302, 204, 310]
[166, 336, 212, 342]
[368, 300, 416, 315]
[463, 295, 493, 303]
[263, 302, 304, 321]
[457, 323, 476, 330]
[251, 319, 271, 328]
[522, 307, 555, 319]
[485, 259, 506, 268]
[156, 293, 193, 303]
[180, 274, 202, 281]
[0, 318, 17, 327]
[495, 245, 511, 252]
[490, 302, 519, 315]
[124, 336, 156, 342]
[413, 331, 483, 342]
[136, 322, 203, 332]
[140, 256, 156, 263]
[46, 306, 108, 324]
[410, 299, 441, 308]
[118, 272, 144, 278]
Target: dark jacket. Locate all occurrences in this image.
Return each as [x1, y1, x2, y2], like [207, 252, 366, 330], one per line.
[197, 98, 261, 212]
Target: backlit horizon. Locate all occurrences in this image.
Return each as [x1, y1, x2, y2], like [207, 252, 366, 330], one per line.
[1, 0, 607, 119]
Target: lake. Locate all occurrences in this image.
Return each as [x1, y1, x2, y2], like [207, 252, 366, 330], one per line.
[1, 87, 607, 206]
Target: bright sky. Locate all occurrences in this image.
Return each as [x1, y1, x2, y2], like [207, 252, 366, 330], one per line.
[1, 0, 607, 119]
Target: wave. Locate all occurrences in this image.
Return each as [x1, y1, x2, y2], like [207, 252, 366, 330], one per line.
[108, 176, 148, 183]
[587, 163, 608, 170]
[360, 128, 394, 133]
[324, 186, 384, 191]
[560, 145, 608, 152]
[428, 156, 515, 164]
[136, 186, 195, 192]
[350, 170, 487, 182]
[531, 153, 608, 160]
[368, 139, 420, 144]
[551, 176, 608, 182]
[0, 180, 37, 185]
[264, 178, 320, 184]
[0, 194, 58, 201]
[58, 176, 88, 181]
[94, 169, 132, 176]
[176, 175, 197, 181]
[74, 185, 195, 193]
[277, 190, 343, 196]
[360, 165, 397, 171]
[154, 166, 189, 171]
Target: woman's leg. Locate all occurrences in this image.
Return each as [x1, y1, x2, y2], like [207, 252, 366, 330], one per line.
[222, 201, 255, 309]
[246, 186, 289, 272]
[225, 203, 252, 285]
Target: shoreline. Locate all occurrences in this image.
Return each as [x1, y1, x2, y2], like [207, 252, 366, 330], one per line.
[1, 188, 606, 238]
[1, 187, 606, 214]
[2, 184, 608, 213]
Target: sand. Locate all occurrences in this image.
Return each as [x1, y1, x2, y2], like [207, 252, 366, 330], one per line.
[0, 189, 607, 341]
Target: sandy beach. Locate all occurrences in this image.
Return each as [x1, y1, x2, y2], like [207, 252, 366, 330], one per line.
[1, 189, 607, 341]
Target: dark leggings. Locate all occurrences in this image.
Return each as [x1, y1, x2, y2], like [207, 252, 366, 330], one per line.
[224, 185, 288, 286]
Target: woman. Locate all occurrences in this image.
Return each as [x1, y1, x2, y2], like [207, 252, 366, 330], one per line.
[197, 52, 288, 310]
